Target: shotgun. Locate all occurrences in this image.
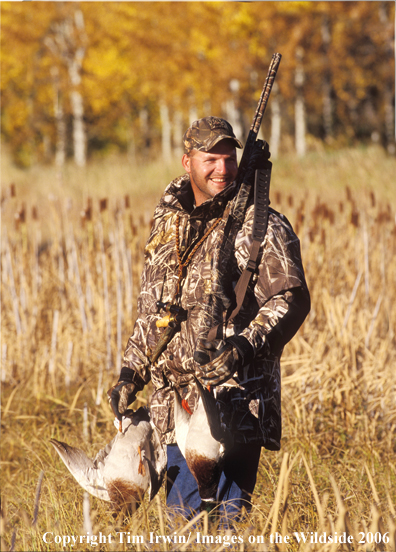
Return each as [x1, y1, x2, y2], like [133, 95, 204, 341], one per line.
[195, 53, 282, 359]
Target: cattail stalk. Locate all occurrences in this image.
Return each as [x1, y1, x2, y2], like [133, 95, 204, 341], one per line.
[83, 402, 89, 441]
[365, 294, 383, 349]
[342, 270, 363, 331]
[270, 453, 289, 535]
[65, 341, 73, 388]
[99, 221, 112, 371]
[114, 224, 123, 374]
[1, 343, 7, 383]
[32, 470, 44, 526]
[83, 492, 93, 534]
[4, 231, 23, 336]
[69, 229, 88, 333]
[363, 221, 370, 298]
[48, 310, 59, 374]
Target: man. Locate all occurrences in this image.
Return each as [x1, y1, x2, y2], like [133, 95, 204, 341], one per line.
[109, 116, 310, 520]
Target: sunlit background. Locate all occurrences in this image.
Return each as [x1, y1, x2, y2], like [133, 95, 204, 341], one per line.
[1, 1, 394, 169]
[1, 4, 395, 551]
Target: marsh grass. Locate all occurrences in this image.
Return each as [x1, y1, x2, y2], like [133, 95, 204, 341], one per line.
[1, 145, 395, 551]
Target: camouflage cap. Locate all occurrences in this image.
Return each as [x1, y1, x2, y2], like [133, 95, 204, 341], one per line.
[183, 116, 243, 154]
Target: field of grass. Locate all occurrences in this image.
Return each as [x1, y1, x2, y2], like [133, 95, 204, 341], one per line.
[1, 144, 395, 551]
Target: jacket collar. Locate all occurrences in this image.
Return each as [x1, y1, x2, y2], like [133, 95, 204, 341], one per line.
[159, 174, 237, 219]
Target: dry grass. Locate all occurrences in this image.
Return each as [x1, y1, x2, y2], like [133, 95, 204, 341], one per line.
[1, 144, 395, 551]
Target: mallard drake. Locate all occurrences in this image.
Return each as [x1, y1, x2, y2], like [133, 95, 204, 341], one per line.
[174, 378, 233, 506]
[50, 407, 166, 512]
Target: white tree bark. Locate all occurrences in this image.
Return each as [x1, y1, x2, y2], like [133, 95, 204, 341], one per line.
[270, 82, 281, 159]
[160, 102, 172, 163]
[189, 106, 198, 125]
[223, 79, 243, 142]
[45, 8, 87, 166]
[384, 84, 395, 155]
[172, 109, 184, 158]
[68, 10, 86, 167]
[51, 67, 66, 167]
[295, 47, 306, 157]
[321, 15, 333, 141]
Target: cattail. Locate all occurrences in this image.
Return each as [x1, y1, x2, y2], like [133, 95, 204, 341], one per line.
[14, 204, 26, 225]
[85, 197, 92, 220]
[99, 198, 108, 212]
[345, 185, 352, 202]
[351, 208, 359, 228]
[327, 208, 335, 224]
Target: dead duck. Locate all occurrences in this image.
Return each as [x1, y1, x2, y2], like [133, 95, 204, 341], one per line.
[174, 378, 233, 508]
[50, 406, 166, 512]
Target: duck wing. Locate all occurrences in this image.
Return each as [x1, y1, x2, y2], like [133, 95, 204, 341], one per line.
[50, 439, 110, 501]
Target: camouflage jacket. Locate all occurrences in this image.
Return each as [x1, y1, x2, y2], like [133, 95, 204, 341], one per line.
[122, 174, 310, 450]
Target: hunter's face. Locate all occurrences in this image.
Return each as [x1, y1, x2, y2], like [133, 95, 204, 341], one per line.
[182, 140, 238, 207]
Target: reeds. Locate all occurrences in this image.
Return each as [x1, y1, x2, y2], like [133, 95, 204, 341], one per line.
[1, 146, 395, 551]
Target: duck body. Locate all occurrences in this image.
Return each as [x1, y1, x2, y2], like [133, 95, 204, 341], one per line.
[50, 407, 166, 512]
[174, 378, 233, 503]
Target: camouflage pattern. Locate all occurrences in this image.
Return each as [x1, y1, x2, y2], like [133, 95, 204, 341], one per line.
[122, 174, 310, 450]
[183, 117, 243, 154]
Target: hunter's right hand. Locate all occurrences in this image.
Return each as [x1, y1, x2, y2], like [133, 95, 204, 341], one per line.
[107, 381, 137, 421]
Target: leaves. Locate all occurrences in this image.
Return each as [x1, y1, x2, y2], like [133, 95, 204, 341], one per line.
[0, 2, 394, 165]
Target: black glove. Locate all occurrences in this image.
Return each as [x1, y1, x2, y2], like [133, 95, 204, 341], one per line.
[252, 139, 271, 169]
[107, 367, 143, 421]
[194, 335, 254, 387]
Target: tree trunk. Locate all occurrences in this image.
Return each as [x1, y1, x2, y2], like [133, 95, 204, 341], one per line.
[68, 10, 86, 167]
[45, 7, 87, 166]
[189, 106, 198, 125]
[270, 82, 281, 159]
[321, 15, 333, 141]
[160, 102, 172, 163]
[70, 88, 86, 167]
[172, 109, 183, 159]
[384, 84, 395, 155]
[51, 67, 66, 167]
[295, 47, 306, 157]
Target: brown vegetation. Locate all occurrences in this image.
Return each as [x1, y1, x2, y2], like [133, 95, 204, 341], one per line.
[1, 146, 395, 551]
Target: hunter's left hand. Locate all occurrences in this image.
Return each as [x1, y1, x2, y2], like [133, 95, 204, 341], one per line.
[195, 343, 240, 386]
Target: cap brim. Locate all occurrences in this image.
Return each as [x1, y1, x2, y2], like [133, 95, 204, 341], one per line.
[204, 135, 243, 151]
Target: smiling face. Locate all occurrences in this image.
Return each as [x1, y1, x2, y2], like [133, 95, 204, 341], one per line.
[181, 139, 239, 207]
